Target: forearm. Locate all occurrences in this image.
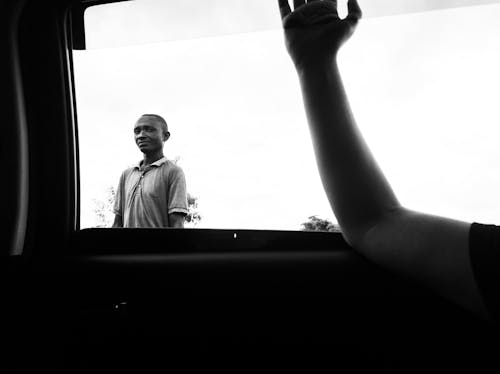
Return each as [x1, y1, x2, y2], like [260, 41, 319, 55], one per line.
[168, 213, 185, 228]
[112, 214, 123, 228]
[298, 61, 400, 244]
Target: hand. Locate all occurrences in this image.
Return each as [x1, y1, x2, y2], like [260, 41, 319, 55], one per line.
[278, 0, 362, 71]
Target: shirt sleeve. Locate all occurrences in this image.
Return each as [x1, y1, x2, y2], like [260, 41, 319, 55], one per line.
[469, 222, 500, 322]
[167, 165, 188, 215]
[113, 171, 125, 216]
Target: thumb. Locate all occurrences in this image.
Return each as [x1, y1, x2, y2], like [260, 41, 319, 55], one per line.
[345, 0, 362, 25]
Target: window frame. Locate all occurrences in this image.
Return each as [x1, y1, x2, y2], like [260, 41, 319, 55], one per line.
[66, 0, 348, 256]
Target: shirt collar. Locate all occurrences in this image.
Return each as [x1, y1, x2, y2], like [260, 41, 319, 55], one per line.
[134, 156, 169, 170]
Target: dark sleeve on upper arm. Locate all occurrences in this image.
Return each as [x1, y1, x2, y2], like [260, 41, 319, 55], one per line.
[470, 222, 500, 322]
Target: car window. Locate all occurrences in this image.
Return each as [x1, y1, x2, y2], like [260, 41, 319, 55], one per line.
[73, 0, 500, 230]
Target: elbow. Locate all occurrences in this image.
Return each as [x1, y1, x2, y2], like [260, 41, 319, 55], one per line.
[168, 213, 186, 228]
[338, 205, 406, 250]
[338, 225, 366, 249]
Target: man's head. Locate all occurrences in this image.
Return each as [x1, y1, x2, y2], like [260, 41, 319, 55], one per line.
[134, 114, 170, 154]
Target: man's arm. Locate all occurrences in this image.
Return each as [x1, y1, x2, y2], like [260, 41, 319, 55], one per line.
[169, 213, 185, 228]
[112, 214, 123, 228]
[279, 0, 489, 320]
[166, 165, 189, 228]
[112, 171, 125, 227]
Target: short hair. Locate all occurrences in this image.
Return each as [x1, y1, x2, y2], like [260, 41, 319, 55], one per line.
[137, 114, 169, 137]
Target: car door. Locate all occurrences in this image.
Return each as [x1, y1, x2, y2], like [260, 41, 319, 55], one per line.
[2, 0, 499, 373]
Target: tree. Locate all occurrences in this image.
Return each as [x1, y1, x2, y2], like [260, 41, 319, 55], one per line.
[185, 193, 202, 226]
[301, 215, 341, 233]
[92, 186, 116, 228]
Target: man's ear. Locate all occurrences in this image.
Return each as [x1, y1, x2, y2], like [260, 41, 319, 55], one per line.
[163, 131, 171, 142]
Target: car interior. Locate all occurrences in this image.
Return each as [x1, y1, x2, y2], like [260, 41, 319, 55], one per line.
[2, 0, 500, 372]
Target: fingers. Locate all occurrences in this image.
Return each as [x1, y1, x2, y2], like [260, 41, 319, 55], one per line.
[278, 0, 292, 18]
[279, 0, 354, 20]
[346, 0, 362, 23]
[327, 0, 339, 18]
[293, 0, 306, 9]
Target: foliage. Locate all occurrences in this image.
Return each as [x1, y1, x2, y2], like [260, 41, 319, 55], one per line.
[185, 193, 202, 226]
[92, 186, 116, 228]
[301, 215, 341, 233]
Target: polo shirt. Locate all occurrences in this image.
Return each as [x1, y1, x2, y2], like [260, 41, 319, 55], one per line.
[113, 157, 188, 228]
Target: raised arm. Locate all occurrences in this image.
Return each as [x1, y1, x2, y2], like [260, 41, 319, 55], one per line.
[278, 0, 490, 320]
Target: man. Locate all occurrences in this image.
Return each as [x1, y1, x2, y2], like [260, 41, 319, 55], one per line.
[112, 114, 188, 228]
[278, 0, 496, 322]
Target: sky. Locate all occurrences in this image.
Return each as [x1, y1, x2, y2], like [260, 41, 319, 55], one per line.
[83, 0, 500, 48]
[74, 0, 500, 230]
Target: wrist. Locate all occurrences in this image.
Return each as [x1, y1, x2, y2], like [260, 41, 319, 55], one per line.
[295, 57, 339, 80]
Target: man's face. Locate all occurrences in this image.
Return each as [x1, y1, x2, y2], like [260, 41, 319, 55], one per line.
[134, 119, 167, 154]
